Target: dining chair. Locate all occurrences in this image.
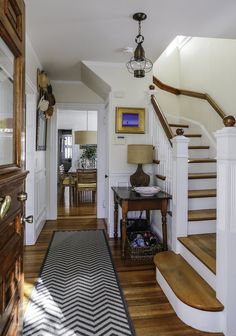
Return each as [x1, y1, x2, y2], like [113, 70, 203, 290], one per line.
[58, 164, 76, 203]
[76, 169, 97, 203]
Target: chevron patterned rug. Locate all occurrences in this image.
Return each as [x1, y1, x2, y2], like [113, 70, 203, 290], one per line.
[23, 230, 135, 336]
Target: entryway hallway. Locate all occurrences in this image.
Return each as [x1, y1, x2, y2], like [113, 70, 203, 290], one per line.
[23, 218, 222, 336]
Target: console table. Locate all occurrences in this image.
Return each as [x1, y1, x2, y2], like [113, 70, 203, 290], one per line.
[112, 187, 172, 258]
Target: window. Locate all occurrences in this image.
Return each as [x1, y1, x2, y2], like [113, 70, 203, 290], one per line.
[64, 135, 72, 159]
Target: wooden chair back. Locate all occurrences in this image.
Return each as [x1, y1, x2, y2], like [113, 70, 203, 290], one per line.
[76, 169, 97, 203]
[76, 169, 97, 185]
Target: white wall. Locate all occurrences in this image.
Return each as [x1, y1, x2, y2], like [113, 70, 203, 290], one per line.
[179, 37, 235, 134]
[153, 46, 181, 119]
[153, 37, 235, 136]
[52, 81, 104, 104]
[25, 36, 47, 245]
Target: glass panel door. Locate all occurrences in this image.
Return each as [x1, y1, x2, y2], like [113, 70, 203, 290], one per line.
[0, 38, 14, 166]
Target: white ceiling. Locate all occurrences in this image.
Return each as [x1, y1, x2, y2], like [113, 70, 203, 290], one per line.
[25, 0, 236, 80]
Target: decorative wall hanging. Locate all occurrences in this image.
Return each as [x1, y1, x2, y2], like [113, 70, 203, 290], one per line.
[115, 107, 145, 134]
[36, 69, 56, 150]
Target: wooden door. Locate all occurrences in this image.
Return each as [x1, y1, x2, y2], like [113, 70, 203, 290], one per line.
[0, 0, 27, 335]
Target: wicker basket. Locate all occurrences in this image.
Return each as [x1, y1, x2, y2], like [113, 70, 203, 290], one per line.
[126, 231, 163, 261]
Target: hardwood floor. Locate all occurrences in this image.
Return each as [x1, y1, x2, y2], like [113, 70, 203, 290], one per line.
[57, 185, 96, 217]
[23, 216, 223, 335]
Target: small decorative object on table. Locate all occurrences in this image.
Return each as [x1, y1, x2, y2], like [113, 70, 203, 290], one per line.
[134, 186, 161, 196]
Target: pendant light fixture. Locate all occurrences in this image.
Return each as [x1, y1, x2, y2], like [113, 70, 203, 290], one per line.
[126, 13, 153, 78]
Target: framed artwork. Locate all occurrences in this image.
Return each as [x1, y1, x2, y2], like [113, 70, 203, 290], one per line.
[36, 109, 47, 150]
[115, 107, 145, 134]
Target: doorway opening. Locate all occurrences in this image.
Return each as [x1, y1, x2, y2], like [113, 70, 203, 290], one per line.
[57, 110, 97, 218]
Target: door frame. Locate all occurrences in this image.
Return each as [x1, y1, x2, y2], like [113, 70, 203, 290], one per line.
[46, 102, 106, 219]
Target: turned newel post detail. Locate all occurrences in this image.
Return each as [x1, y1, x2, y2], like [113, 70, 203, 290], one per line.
[172, 129, 189, 253]
[215, 116, 236, 336]
[223, 115, 236, 127]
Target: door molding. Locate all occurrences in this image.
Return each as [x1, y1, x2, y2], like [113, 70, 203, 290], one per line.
[47, 102, 106, 219]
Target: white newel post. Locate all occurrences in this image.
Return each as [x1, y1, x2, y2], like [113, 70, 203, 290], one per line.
[215, 116, 236, 336]
[172, 130, 189, 253]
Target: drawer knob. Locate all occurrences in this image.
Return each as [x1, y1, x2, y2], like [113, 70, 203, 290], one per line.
[0, 195, 12, 220]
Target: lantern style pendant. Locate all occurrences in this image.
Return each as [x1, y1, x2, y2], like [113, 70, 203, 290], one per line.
[126, 13, 153, 78]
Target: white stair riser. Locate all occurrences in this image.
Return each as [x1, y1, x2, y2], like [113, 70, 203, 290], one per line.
[188, 197, 216, 210]
[188, 178, 216, 190]
[188, 149, 210, 159]
[186, 137, 202, 146]
[178, 241, 216, 290]
[188, 220, 216, 235]
[188, 162, 216, 173]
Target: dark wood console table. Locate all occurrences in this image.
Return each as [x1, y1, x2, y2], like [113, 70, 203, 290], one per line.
[112, 187, 172, 258]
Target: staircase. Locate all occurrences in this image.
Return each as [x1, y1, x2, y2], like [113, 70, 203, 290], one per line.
[154, 121, 224, 333]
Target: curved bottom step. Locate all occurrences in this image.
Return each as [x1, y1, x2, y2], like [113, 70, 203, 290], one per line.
[154, 251, 224, 333]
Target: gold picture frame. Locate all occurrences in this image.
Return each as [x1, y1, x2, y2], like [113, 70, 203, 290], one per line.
[115, 107, 145, 134]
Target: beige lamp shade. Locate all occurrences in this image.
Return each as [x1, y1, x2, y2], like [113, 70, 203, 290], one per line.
[127, 144, 153, 164]
[74, 131, 97, 145]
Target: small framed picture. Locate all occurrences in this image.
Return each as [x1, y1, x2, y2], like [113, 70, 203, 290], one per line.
[115, 107, 145, 134]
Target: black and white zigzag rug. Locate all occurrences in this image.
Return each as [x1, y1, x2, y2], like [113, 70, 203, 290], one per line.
[23, 230, 135, 336]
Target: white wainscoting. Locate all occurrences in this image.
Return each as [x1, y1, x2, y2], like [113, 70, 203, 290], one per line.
[25, 93, 47, 245]
[35, 169, 47, 239]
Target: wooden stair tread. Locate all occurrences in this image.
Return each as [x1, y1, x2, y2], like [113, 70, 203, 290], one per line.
[154, 251, 223, 311]
[178, 234, 216, 274]
[188, 189, 216, 198]
[189, 146, 210, 149]
[188, 172, 216, 179]
[169, 123, 189, 128]
[185, 134, 202, 137]
[188, 209, 216, 221]
[188, 158, 216, 163]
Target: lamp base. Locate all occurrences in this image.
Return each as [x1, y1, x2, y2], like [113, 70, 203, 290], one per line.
[130, 164, 150, 187]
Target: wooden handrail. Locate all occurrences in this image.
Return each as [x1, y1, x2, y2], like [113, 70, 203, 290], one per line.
[153, 76, 226, 119]
[151, 95, 174, 146]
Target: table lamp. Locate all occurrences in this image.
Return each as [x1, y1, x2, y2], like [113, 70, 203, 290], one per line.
[127, 144, 153, 187]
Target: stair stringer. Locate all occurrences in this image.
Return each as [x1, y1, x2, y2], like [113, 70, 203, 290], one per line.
[156, 268, 224, 333]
